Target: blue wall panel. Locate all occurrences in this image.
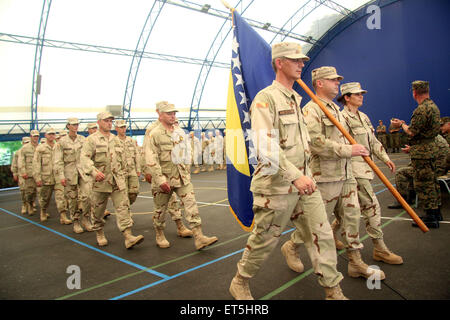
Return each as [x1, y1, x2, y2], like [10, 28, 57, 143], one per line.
[301, 0, 450, 128]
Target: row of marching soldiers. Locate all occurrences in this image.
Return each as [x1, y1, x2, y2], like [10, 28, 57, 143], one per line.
[10, 113, 218, 250]
[189, 129, 227, 174]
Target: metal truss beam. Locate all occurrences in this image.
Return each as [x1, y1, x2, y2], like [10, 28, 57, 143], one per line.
[31, 0, 52, 131]
[0, 33, 229, 68]
[315, 0, 355, 18]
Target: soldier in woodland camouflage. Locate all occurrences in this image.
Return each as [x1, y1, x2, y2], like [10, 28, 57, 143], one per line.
[376, 120, 388, 150]
[391, 81, 441, 228]
[336, 82, 402, 265]
[229, 43, 347, 300]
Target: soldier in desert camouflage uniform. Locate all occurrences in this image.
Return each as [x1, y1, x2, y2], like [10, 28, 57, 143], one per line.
[229, 43, 347, 300]
[11, 137, 30, 214]
[54, 118, 93, 233]
[18, 130, 40, 215]
[302, 67, 386, 281]
[145, 102, 217, 250]
[334, 82, 403, 265]
[189, 131, 201, 174]
[391, 81, 441, 228]
[80, 112, 144, 249]
[53, 132, 71, 225]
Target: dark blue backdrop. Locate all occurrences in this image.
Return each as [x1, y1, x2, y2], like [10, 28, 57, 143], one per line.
[301, 0, 450, 126]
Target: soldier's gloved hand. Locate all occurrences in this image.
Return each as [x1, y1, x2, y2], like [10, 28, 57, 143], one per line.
[145, 174, 152, 184]
[293, 176, 317, 196]
[351, 144, 369, 157]
[160, 182, 171, 193]
[95, 171, 105, 182]
[401, 145, 410, 153]
[386, 160, 396, 173]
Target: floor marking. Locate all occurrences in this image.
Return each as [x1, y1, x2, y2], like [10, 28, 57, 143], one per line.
[0, 207, 169, 280]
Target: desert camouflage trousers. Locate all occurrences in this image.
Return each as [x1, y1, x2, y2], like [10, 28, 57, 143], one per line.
[237, 191, 343, 288]
[54, 182, 68, 214]
[319, 179, 363, 250]
[411, 158, 438, 210]
[38, 184, 54, 211]
[127, 175, 140, 205]
[23, 177, 37, 205]
[152, 182, 201, 229]
[78, 178, 93, 218]
[355, 178, 383, 239]
[92, 185, 133, 232]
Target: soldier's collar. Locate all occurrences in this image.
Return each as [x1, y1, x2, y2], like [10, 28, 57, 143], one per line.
[272, 80, 301, 103]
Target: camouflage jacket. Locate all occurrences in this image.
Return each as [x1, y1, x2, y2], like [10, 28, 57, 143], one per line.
[249, 80, 312, 195]
[10, 149, 21, 177]
[54, 134, 87, 185]
[118, 136, 141, 177]
[18, 142, 38, 178]
[142, 120, 160, 175]
[342, 107, 391, 180]
[303, 97, 353, 182]
[146, 123, 191, 188]
[408, 98, 440, 159]
[376, 125, 387, 135]
[80, 131, 128, 192]
[435, 134, 449, 173]
[33, 142, 56, 185]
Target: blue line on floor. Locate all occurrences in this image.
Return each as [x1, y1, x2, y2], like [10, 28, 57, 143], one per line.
[0, 207, 169, 280]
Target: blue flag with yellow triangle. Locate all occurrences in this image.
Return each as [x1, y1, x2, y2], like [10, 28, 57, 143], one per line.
[225, 11, 275, 231]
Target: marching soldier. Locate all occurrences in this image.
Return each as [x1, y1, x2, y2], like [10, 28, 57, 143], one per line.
[33, 128, 60, 222]
[54, 118, 93, 233]
[336, 82, 403, 264]
[80, 112, 144, 249]
[301, 66, 385, 281]
[53, 132, 71, 225]
[230, 43, 347, 300]
[146, 102, 217, 250]
[376, 120, 388, 150]
[189, 131, 201, 174]
[391, 81, 441, 228]
[115, 120, 141, 206]
[18, 130, 40, 215]
[214, 129, 225, 170]
[11, 137, 30, 214]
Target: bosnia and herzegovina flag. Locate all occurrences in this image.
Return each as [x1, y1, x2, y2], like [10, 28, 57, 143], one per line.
[225, 10, 275, 231]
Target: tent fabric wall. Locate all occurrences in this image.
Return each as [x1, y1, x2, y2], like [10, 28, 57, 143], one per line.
[301, 0, 450, 128]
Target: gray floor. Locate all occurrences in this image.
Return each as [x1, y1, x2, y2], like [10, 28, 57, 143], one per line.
[0, 152, 449, 302]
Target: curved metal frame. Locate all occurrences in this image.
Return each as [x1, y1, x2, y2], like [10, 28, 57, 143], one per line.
[122, 0, 166, 135]
[30, 0, 52, 131]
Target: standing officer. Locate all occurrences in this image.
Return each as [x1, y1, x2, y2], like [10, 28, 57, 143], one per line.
[391, 81, 441, 228]
[389, 120, 401, 153]
[80, 112, 144, 249]
[376, 120, 388, 150]
[54, 118, 93, 233]
[146, 102, 217, 250]
[33, 128, 59, 222]
[115, 120, 141, 206]
[230, 43, 347, 300]
[336, 82, 402, 264]
[11, 137, 30, 214]
[18, 130, 40, 216]
[301, 66, 385, 281]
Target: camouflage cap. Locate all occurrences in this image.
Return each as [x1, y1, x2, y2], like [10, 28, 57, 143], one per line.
[156, 101, 169, 110]
[30, 129, 40, 136]
[87, 122, 98, 129]
[22, 137, 31, 144]
[157, 101, 178, 113]
[412, 80, 429, 93]
[60, 130, 68, 136]
[97, 111, 114, 120]
[311, 66, 343, 82]
[40, 138, 47, 143]
[45, 127, 56, 134]
[67, 117, 80, 125]
[440, 116, 450, 125]
[340, 82, 367, 96]
[271, 42, 310, 61]
[115, 119, 127, 127]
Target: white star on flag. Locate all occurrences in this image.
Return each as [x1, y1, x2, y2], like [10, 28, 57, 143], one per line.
[242, 110, 250, 124]
[231, 56, 241, 71]
[234, 73, 244, 87]
[239, 91, 247, 105]
[232, 36, 239, 54]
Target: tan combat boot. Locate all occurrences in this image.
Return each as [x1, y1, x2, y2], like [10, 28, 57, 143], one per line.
[372, 238, 403, 265]
[73, 220, 84, 234]
[229, 271, 254, 300]
[21, 204, 27, 215]
[26, 202, 34, 215]
[59, 211, 72, 225]
[155, 227, 170, 248]
[175, 220, 193, 238]
[80, 215, 94, 232]
[96, 229, 108, 246]
[123, 228, 144, 249]
[192, 166, 200, 174]
[324, 285, 349, 300]
[40, 209, 48, 222]
[347, 249, 385, 280]
[200, 166, 206, 172]
[281, 240, 304, 273]
[207, 165, 214, 172]
[192, 226, 218, 250]
[331, 219, 345, 250]
[32, 201, 37, 214]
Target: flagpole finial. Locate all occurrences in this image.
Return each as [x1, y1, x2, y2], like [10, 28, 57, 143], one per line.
[221, 0, 233, 11]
